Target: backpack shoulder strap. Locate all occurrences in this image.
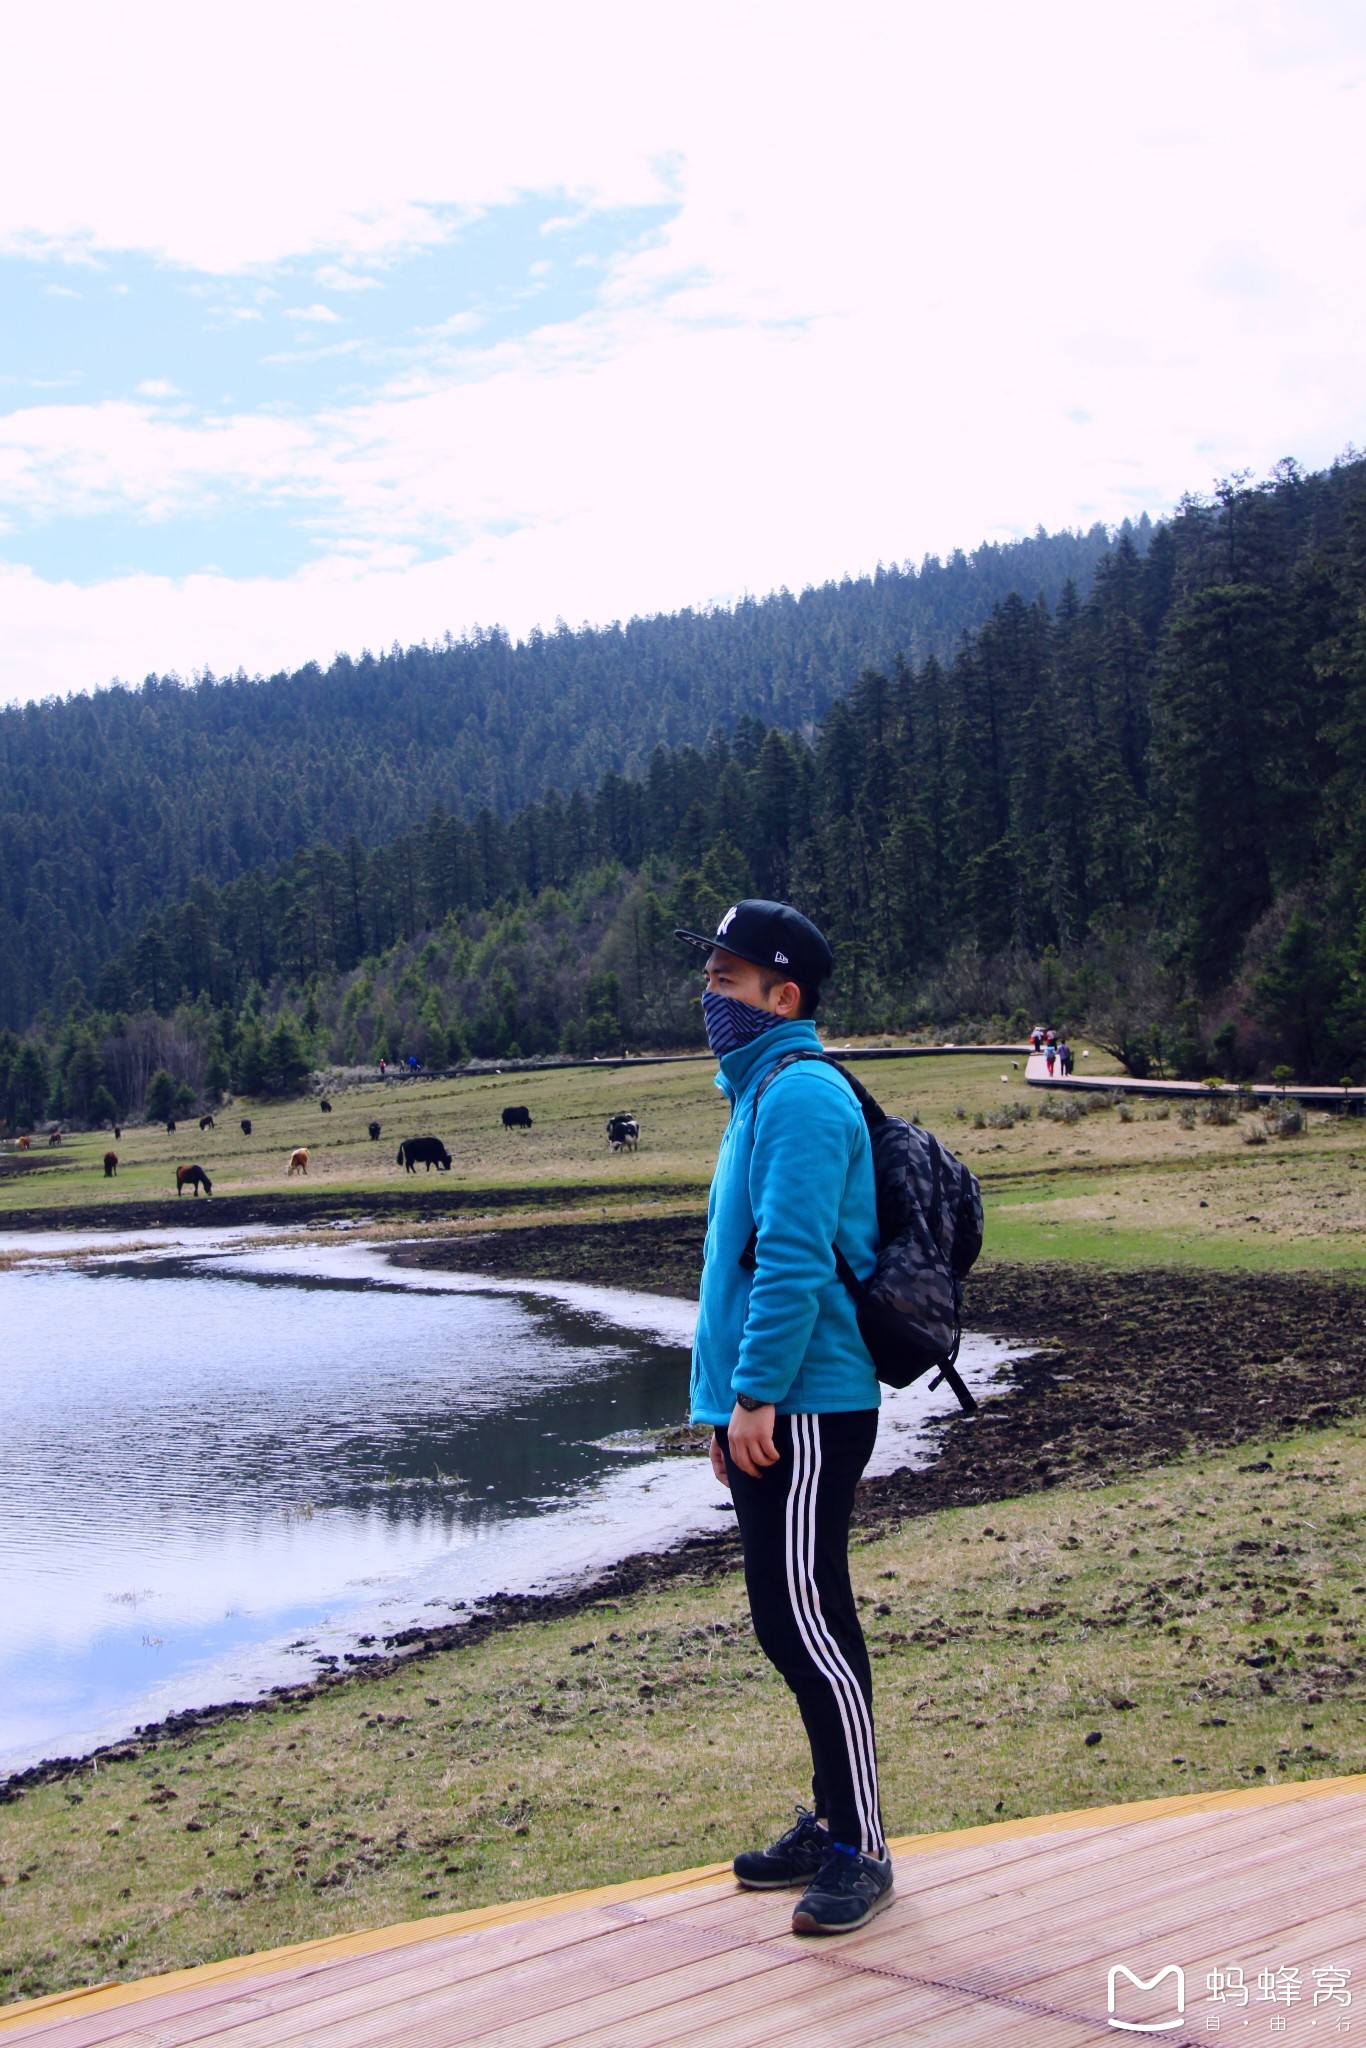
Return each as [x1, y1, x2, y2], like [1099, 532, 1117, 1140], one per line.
[753, 1049, 886, 1127]
[921, 1127, 947, 1241]
[738, 1051, 882, 1286]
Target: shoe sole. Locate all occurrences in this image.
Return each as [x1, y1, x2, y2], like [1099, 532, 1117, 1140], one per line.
[733, 1869, 821, 1890]
[791, 1882, 896, 1936]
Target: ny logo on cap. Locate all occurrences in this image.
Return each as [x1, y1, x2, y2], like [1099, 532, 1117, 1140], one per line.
[717, 906, 738, 935]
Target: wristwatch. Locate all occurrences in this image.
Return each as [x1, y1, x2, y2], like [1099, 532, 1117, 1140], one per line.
[734, 1392, 766, 1412]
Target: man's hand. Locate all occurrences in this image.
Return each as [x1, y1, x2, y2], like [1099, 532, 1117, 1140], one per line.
[709, 1433, 730, 1487]
[726, 1399, 779, 1479]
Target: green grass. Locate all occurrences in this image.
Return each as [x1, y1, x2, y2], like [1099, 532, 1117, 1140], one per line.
[4, 1419, 1364, 2005]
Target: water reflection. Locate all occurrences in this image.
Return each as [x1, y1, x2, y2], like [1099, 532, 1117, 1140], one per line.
[1, 1252, 691, 1770]
[0, 1235, 1022, 1775]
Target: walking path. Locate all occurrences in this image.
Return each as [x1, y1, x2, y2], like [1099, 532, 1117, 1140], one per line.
[5, 1776, 1362, 2046]
[1025, 1049, 1366, 1108]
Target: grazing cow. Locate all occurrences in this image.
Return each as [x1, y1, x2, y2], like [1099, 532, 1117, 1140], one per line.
[501, 1105, 533, 1130]
[48, 1128, 62, 1146]
[166, 1119, 176, 1134]
[17, 1134, 31, 1150]
[320, 1099, 332, 1113]
[606, 1113, 639, 1153]
[114, 1125, 122, 1140]
[368, 1120, 381, 1140]
[199, 1113, 215, 1131]
[240, 1118, 252, 1136]
[103, 1152, 118, 1178]
[397, 1135, 452, 1173]
[176, 1163, 212, 1198]
[288, 1147, 309, 1176]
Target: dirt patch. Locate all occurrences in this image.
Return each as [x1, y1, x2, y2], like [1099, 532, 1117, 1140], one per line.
[0, 1182, 700, 1235]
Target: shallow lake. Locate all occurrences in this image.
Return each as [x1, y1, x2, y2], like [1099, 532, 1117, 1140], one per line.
[0, 1230, 1020, 1774]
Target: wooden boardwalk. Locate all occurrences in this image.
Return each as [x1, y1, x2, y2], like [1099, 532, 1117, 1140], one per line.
[4, 1777, 1363, 2047]
[1023, 1049, 1366, 1108]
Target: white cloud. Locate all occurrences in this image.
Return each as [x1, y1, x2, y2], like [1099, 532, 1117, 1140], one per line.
[281, 303, 341, 324]
[313, 264, 380, 292]
[0, 0, 1364, 701]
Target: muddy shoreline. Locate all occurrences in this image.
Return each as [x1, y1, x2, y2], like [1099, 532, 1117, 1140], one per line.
[5, 1216, 1365, 1800]
[0, 1181, 704, 1236]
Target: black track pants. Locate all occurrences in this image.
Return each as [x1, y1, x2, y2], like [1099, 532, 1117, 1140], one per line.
[720, 1409, 885, 1856]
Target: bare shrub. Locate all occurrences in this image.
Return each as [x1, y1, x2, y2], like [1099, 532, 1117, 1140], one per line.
[1243, 1122, 1268, 1146]
[1177, 1106, 1197, 1130]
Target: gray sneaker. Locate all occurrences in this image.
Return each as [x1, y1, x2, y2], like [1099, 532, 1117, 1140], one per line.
[732, 1808, 832, 1890]
[791, 1844, 895, 1934]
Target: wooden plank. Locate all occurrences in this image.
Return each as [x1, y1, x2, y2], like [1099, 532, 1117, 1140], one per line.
[845, 1802, 1366, 1973]
[11, 1792, 1364, 2048]
[909, 1840, 1366, 2018]
[0, 1910, 673, 2048]
[640, 1792, 1359, 1943]
[343, 1939, 829, 2048]
[120, 1915, 765, 2048]
[0, 1869, 735, 2047]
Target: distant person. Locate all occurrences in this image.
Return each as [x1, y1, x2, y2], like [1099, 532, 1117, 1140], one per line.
[1031, 1027, 1043, 1052]
[379, 1056, 387, 1078]
[1059, 1038, 1073, 1076]
[406, 1053, 419, 1072]
[675, 898, 893, 1937]
[1045, 1026, 1056, 1048]
[1045, 1042, 1057, 1076]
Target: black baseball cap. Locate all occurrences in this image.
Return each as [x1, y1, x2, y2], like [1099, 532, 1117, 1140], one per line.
[674, 899, 835, 985]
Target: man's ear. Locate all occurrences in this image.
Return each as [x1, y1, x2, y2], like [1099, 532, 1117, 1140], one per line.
[774, 978, 803, 1017]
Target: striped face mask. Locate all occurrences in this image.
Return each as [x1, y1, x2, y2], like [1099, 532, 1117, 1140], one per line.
[702, 989, 784, 1058]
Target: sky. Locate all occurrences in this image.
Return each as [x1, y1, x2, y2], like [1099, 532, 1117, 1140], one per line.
[1, 1, 1363, 705]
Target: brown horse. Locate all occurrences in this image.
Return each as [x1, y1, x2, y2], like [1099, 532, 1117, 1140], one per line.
[288, 1147, 309, 1176]
[103, 1152, 118, 1178]
[16, 1135, 31, 1150]
[176, 1163, 212, 1197]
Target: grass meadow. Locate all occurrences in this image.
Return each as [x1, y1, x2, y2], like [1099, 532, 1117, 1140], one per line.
[3, 1041, 1363, 1276]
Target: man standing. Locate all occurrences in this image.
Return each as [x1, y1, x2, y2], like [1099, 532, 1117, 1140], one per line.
[675, 899, 893, 1935]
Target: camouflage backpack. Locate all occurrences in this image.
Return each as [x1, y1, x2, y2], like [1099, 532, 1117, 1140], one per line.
[741, 1052, 985, 1414]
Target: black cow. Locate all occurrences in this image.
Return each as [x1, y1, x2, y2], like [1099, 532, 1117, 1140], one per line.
[240, 1118, 252, 1136]
[397, 1135, 452, 1173]
[607, 1113, 639, 1152]
[165, 1119, 176, 1134]
[368, 1120, 382, 1140]
[113, 1125, 122, 1140]
[320, 1099, 332, 1113]
[502, 1105, 533, 1130]
[103, 1151, 118, 1178]
[199, 1113, 215, 1131]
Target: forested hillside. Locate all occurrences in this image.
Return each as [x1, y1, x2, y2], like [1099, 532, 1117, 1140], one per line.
[5, 453, 1365, 1127]
[0, 522, 1127, 1021]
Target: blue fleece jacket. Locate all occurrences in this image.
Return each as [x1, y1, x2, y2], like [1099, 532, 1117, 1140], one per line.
[690, 1019, 881, 1425]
